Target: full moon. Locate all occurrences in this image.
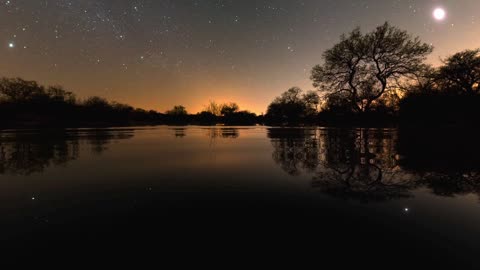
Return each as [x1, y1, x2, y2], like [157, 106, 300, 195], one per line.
[433, 8, 446, 21]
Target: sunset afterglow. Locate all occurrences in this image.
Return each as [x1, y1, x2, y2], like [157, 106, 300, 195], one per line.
[1, 1, 479, 114]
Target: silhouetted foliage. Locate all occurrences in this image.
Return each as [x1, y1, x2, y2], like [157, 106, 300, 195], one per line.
[437, 49, 480, 95]
[5, 26, 480, 128]
[265, 87, 319, 125]
[223, 110, 257, 125]
[220, 102, 240, 116]
[164, 105, 189, 124]
[0, 78, 46, 103]
[399, 90, 480, 127]
[396, 49, 480, 127]
[46, 86, 76, 104]
[0, 77, 166, 127]
[194, 111, 218, 125]
[166, 105, 187, 116]
[203, 100, 222, 116]
[197, 101, 257, 125]
[0, 77, 260, 127]
[311, 22, 433, 114]
[303, 90, 320, 116]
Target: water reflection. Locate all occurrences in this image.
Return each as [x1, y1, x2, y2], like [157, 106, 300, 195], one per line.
[269, 128, 480, 202]
[1, 126, 479, 202]
[398, 128, 480, 199]
[269, 128, 319, 175]
[169, 127, 241, 139]
[171, 127, 186, 138]
[204, 127, 240, 139]
[0, 129, 134, 175]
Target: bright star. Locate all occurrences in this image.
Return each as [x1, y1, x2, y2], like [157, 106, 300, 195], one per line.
[8, 42, 14, 48]
[433, 8, 446, 21]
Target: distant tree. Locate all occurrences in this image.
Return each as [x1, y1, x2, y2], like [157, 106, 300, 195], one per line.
[266, 87, 308, 123]
[437, 49, 480, 94]
[322, 92, 354, 114]
[196, 111, 217, 124]
[110, 102, 134, 114]
[83, 96, 110, 108]
[46, 86, 76, 104]
[166, 105, 188, 116]
[278, 87, 303, 103]
[0, 77, 46, 103]
[0, 76, 169, 127]
[311, 22, 433, 113]
[203, 100, 222, 116]
[302, 90, 320, 115]
[220, 102, 239, 116]
[223, 110, 257, 125]
[404, 65, 438, 94]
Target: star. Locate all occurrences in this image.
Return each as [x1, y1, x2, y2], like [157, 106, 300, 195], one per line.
[8, 42, 15, 48]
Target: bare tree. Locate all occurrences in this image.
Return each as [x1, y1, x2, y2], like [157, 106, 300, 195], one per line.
[203, 100, 222, 116]
[311, 22, 433, 113]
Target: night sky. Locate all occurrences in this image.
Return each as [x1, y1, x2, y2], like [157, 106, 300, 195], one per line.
[1, 0, 479, 114]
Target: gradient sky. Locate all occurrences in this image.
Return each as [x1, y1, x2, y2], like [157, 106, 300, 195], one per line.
[1, 0, 479, 114]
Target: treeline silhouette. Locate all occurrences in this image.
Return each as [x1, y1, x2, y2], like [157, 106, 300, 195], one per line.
[165, 101, 258, 126]
[2, 22, 480, 128]
[265, 22, 480, 127]
[0, 78, 259, 128]
[0, 78, 164, 128]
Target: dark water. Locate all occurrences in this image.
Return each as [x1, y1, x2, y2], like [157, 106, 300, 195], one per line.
[1, 126, 479, 266]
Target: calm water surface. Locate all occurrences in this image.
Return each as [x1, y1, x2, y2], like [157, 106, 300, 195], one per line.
[1, 126, 479, 265]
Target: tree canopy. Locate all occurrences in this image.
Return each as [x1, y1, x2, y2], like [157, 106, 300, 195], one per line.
[311, 22, 433, 113]
[220, 102, 240, 116]
[166, 105, 188, 116]
[266, 87, 319, 123]
[438, 49, 480, 94]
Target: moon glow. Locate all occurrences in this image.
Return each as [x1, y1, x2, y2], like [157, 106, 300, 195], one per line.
[433, 8, 446, 21]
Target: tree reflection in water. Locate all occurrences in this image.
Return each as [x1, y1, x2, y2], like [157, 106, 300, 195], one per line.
[169, 127, 187, 138]
[269, 128, 319, 176]
[1, 126, 479, 202]
[269, 127, 480, 202]
[0, 129, 134, 175]
[204, 127, 240, 139]
[398, 128, 480, 199]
